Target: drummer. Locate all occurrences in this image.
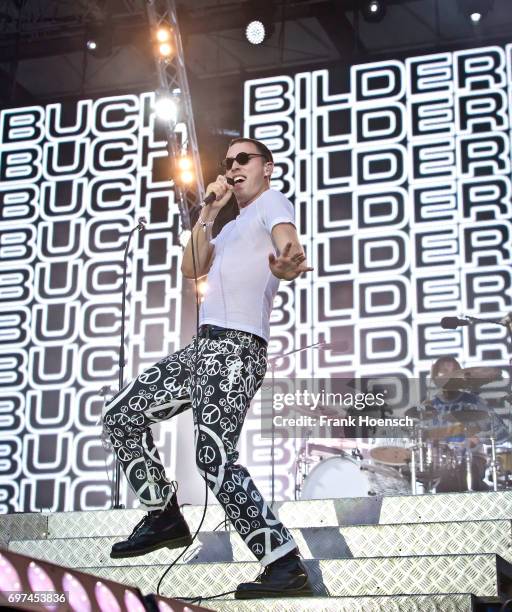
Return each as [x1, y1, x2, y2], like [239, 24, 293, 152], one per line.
[428, 356, 507, 491]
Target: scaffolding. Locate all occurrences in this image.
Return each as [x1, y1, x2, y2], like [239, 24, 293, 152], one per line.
[145, 0, 204, 231]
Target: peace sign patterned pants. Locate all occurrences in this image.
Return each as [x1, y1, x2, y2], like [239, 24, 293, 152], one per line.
[103, 329, 296, 566]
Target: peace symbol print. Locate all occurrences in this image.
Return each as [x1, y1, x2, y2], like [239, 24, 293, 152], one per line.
[198, 445, 216, 464]
[247, 505, 259, 518]
[235, 519, 251, 535]
[138, 367, 161, 385]
[202, 404, 221, 425]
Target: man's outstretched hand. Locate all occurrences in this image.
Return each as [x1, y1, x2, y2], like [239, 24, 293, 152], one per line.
[268, 242, 313, 280]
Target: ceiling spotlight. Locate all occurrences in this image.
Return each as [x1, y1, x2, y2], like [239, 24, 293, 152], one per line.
[456, 0, 493, 23]
[85, 24, 112, 58]
[244, 2, 276, 45]
[245, 20, 267, 45]
[362, 0, 386, 22]
[154, 95, 179, 124]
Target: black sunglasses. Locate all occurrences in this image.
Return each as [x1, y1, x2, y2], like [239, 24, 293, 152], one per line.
[221, 152, 268, 171]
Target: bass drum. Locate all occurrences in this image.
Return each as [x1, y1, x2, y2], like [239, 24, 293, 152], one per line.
[301, 456, 411, 499]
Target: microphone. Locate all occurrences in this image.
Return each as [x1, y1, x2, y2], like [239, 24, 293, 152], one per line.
[202, 178, 235, 207]
[317, 341, 350, 352]
[440, 316, 470, 329]
[137, 216, 147, 231]
[500, 313, 512, 326]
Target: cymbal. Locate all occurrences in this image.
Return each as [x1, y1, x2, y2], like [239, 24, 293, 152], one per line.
[423, 422, 480, 440]
[445, 409, 489, 424]
[405, 405, 438, 420]
[441, 367, 501, 391]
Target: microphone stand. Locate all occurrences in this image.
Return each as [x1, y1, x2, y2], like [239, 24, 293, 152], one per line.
[268, 340, 348, 507]
[453, 312, 512, 490]
[111, 216, 147, 510]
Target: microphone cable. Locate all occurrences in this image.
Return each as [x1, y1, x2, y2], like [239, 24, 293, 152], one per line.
[156, 204, 211, 596]
[157, 182, 239, 603]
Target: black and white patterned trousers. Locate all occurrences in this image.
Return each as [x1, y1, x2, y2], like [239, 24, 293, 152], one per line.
[103, 329, 296, 565]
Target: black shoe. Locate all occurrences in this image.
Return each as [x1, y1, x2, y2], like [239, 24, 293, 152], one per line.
[110, 495, 193, 559]
[235, 548, 313, 599]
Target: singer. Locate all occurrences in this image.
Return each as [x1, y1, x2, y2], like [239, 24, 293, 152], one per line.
[103, 138, 313, 599]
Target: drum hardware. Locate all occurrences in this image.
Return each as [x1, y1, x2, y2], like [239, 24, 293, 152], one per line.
[481, 415, 502, 492]
[351, 447, 364, 460]
[464, 430, 473, 491]
[443, 409, 494, 492]
[440, 366, 501, 392]
[406, 404, 438, 494]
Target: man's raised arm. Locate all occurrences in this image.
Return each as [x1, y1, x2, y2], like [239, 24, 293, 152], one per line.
[181, 175, 233, 279]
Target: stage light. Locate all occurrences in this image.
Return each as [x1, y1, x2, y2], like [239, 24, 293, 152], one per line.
[180, 169, 194, 184]
[177, 156, 192, 171]
[176, 156, 195, 184]
[156, 27, 171, 43]
[124, 589, 146, 612]
[85, 24, 112, 57]
[362, 0, 386, 21]
[470, 11, 482, 22]
[95, 581, 121, 612]
[62, 572, 91, 612]
[154, 95, 179, 124]
[158, 42, 173, 57]
[246, 20, 267, 45]
[0, 552, 22, 594]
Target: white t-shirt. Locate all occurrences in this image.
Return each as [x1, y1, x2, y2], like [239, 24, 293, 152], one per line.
[199, 189, 295, 343]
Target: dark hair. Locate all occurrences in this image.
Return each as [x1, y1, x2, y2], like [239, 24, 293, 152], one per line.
[228, 137, 274, 163]
[431, 356, 460, 379]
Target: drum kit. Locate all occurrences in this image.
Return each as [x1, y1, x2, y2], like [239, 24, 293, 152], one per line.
[297, 366, 512, 500]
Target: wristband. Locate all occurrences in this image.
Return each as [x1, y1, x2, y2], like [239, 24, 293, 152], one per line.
[199, 214, 214, 233]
